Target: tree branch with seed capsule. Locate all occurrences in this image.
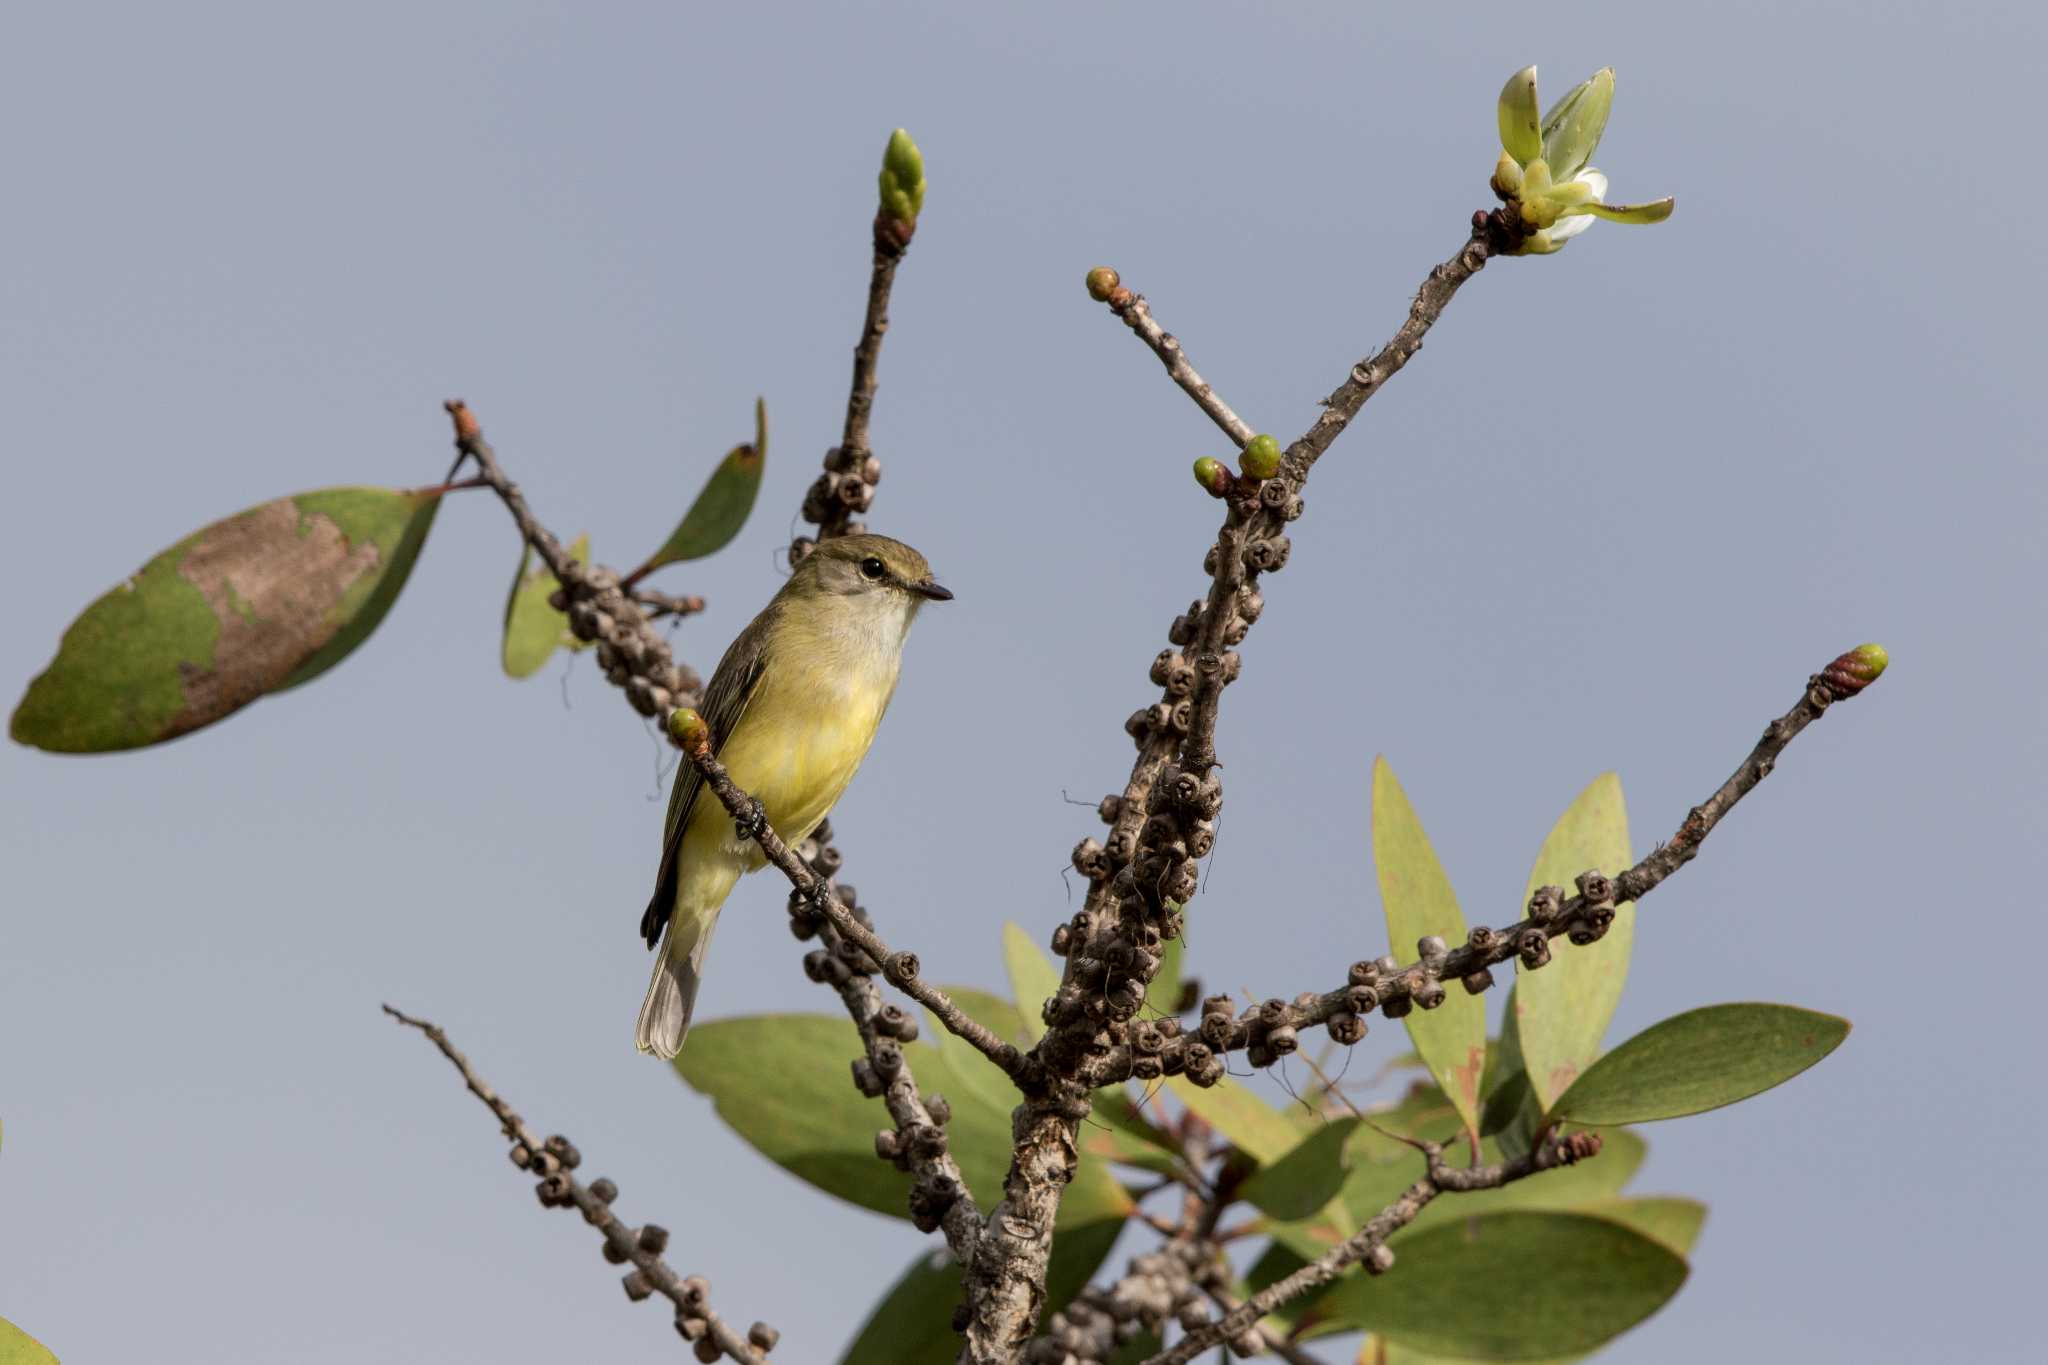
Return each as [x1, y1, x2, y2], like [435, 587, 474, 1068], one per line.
[441, 392, 995, 1265]
[960, 230, 1499, 1364]
[1090, 647, 1886, 1084]
[792, 197, 919, 558]
[1143, 1129, 1606, 1365]
[382, 1006, 775, 1364]
[1091, 269, 1256, 448]
[669, 720, 1025, 1083]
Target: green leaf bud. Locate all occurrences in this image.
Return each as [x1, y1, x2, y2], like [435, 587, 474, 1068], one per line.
[667, 706, 710, 754]
[1192, 456, 1232, 497]
[1085, 266, 1120, 301]
[1491, 149, 1525, 198]
[1497, 66, 1542, 165]
[1818, 642, 1889, 699]
[1541, 68, 1614, 181]
[878, 127, 926, 223]
[1240, 434, 1282, 481]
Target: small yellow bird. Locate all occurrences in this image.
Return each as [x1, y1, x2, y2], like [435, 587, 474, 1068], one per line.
[636, 534, 951, 1058]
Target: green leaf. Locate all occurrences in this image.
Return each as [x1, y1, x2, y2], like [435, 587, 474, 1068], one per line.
[1497, 66, 1542, 164]
[501, 533, 590, 679]
[1165, 1073, 1304, 1166]
[1310, 1210, 1687, 1358]
[1370, 1200, 1704, 1365]
[1241, 1118, 1360, 1222]
[1540, 68, 1614, 180]
[1515, 774, 1635, 1114]
[1549, 1003, 1850, 1125]
[681, 1011, 1129, 1230]
[0, 1317, 59, 1365]
[1577, 1196, 1707, 1256]
[631, 399, 767, 578]
[678, 1013, 928, 1218]
[1372, 757, 1487, 1141]
[1079, 1088, 1183, 1176]
[1001, 921, 1061, 1043]
[1570, 197, 1675, 225]
[839, 1248, 961, 1365]
[1480, 997, 1543, 1159]
[1267, 1088, 1461, 1263]
[13, 486, 441, 752]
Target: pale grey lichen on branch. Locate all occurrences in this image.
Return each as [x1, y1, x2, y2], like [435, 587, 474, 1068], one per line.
[381, 1005, 775, 1364]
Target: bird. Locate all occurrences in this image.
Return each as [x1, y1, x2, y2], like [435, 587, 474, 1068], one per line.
[635, 533, 952, 1058]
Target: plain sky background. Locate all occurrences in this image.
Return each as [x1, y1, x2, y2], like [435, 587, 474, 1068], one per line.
[3, 2, 2042, 1361]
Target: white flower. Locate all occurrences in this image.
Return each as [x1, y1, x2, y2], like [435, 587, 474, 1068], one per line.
[1493, 66, 1672, 255]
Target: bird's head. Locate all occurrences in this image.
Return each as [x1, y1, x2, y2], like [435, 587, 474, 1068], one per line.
[791, 534, 952, 607]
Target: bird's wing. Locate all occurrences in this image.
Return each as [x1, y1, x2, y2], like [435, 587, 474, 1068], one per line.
[639, 609, 774, 948]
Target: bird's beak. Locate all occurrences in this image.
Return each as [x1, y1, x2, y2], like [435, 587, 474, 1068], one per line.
[912, 578, 954, 602]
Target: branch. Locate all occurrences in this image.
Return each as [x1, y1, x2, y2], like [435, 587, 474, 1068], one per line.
[1093, 270, 1255, 448]
[633, 588, 708, 623]
[785, 817, 988, 1256]
[382, 1006, 775, 1363]
[1145, 1131, 1605, 1365]
[1108, 645, 1888, 1082]
[794, 212, 916, 556]
[961, 229, 1497, 1364]
[445, 400, 705, 714]
[671, 721, 1024, 1080]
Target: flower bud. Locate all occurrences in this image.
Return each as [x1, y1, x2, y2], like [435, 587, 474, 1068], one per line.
[667, 707, 709, 754]
[1240, 434, 1282, 481]
[1086, 266, 1121, 301]
[1193, 456, 1233, 498]
[878, 128, 926, 224]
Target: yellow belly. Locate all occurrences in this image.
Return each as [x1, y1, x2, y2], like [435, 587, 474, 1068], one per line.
[684, 666, 889, 870]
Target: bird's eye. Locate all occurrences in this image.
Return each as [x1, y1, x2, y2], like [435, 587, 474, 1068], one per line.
[859, 556, 887, 581]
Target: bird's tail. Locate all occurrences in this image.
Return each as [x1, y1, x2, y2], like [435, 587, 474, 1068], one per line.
[636, 905, 721, 1059]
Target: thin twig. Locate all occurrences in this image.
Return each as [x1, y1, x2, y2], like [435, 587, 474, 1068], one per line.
[445, 401, 704, 711]
[1104, 285, 1255, 448]
[633, 588, 708, 622]
[842, 221, 910, 469]
[796, 218, 914, 552]
[382, 1005, 774, 1363]
[1106, 650, 1886, 1082]
[1144, 1131, 1604, 1365]
[672, 728, 1026, 1083]
[1200, 1287, 1326, 1365]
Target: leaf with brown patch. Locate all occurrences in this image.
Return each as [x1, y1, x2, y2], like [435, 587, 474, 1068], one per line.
[12, 487, 440, 752]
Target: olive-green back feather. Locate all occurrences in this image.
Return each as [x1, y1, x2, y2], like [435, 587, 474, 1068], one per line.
[639, 604, 777, 947]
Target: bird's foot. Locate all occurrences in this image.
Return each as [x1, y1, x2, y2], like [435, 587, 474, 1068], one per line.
[735, 796, 769, 842]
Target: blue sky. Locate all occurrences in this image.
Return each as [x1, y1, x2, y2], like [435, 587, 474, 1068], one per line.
[3, 2, 2041, 1361]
